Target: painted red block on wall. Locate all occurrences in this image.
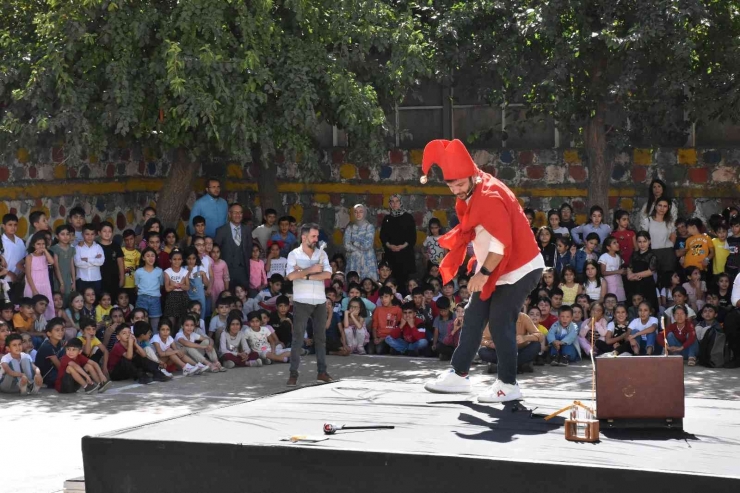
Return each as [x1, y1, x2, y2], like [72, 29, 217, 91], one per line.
[526, 166, 545, 180]
[688, 168, 708, 184]
[389, 149, 404, 164]
[569, 166, 587, 182]
[631, 167, 647, 183]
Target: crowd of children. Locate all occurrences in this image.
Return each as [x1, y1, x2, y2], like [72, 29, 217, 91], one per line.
[2, 187, 740, 397]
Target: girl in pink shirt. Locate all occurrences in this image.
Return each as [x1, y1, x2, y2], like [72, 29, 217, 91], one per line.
[249, 245, 267, 297]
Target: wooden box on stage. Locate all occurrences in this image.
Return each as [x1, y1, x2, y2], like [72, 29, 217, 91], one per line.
[596, 356, 684, 429]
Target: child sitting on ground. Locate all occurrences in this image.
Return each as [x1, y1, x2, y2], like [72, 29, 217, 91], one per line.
[56, 337, 111, 394]
[175, 315, 224, 373]
[343, 297, 369, 354]
[627, 302, 659, 355]
[34, 318, 66, 388]
[431, 297, 455, 361]
[657, 305, 698, 365]
[21, 333, 37, 361]
[219, 312, 261, 368]
[108, 322, 172, 384]
[244, 311, 291, 364]
[578, 302, 609, 357]
[546, 306, 579, 366]
[385, 302, 428, 356]
[1, 333, 43, 395]
[604, 305, 634, 356]
[151, 319, 202, 376]
[77, 317, 109, 375]
[325, 298, 350, 356]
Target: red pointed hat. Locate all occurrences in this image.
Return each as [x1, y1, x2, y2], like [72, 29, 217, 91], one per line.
[420, 139, 478, 184]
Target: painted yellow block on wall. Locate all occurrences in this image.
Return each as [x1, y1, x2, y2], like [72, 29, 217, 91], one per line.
[633, 149, 652, 166]
[289, 204, 304, 223]
[333, 229, 344, 248]
[409, 149, 424, 165]
[678, 148, 697, 165]
[339, 164, 357, 180]
[53, 165, 68, 180]
[226, 163, 243, 179]
[17, 148, 29, 164]
[563, 149, 581, 165]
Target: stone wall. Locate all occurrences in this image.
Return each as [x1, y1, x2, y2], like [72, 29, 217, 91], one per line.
[1, 146, 738, 251]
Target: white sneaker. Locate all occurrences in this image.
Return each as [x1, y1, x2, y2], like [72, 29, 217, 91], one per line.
[423, 369, 472, 394]
[195, 363, 208, 374]
[477, 380, 522, 403]
[161, 369, 173, 377]
[183, 364, 196, 376]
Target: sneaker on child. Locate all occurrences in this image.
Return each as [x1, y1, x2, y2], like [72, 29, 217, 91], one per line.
[477, 380, 522, 403]
[84, 383, 99, 394]
[223, 360, 236, 369]
[423, 369, 472, 394]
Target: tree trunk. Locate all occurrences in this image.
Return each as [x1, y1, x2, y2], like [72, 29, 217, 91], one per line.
[584, 102, 610, 212]
[157, 147, 200, 228]
[252, 145, 283, 216]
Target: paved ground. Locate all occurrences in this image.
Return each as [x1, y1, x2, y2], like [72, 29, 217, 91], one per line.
[2, 354, 738, 493]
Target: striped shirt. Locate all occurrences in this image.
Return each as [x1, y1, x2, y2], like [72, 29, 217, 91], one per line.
[286, 246, 332, 305]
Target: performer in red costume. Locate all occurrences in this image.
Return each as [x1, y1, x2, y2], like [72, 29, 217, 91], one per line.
[422, 140, 544, 402]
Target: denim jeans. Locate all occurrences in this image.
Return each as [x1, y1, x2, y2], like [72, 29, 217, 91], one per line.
[0, 357, 34, 393]
[384, 336, 428, 354]
[451, 268, 543, 385]
[633, 331, 656, 354]
[667, 333, 699, 359]
[549, 341, 579, 361]
[136, 294, 162, 318]
[290, 301, 327, 377]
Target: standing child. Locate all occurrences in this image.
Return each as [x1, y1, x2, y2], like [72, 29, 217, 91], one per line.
[184, 247, 208, 320]
[219, 313, 261, 368]
[612, 210, 637, 266]
[712, 222, 730, 276]
[121, 229, 141, 305]
[163, 249, 190, 329]
[134, 248, 164, 330]
[265, 241, 288, 278]
[559, 203, 578, 232]
[0, 333, 43, 395]
[2, 213, 28, 304]
[74, 224, 104, 296]
[343, 297, 369, 354]
[422, 218, 446, 267]
[24, 232, 55, 320]
[97, 222, 124, 299]
[248, 244, 267, 297]
[599, 236, 626, 302]
[553, 236, 573, 276]
[537, 227, 557, 267]
[574, 233, 600, 277]
[210, 243, 230, 304]
[582, 260, 607, 303]
[151, 320, 201, 375]
[162, 228, 179, 254]
[683, 218, 714, 272]
[572, 206, 612, 251]
[548, 209, 570, 238]
[50, 224, 77, 305]
[725, 217, 740, 282]
[539, 267, 558, 293]
[432, 298, 456, 361]
[627, 302, 659, 355]
[626, 231, 659, 314]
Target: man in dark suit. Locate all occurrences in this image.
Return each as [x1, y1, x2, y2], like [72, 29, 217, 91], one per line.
[214, 203, 252, 289]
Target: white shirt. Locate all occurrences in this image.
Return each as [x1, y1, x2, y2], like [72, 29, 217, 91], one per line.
[2, 234, 27, 276]
[0, 352, 32, 378]
[640, 217, 675, 249]
[286, 245, 332, 305]
[175, 331, 203, 343]
[267, 257, 288, 278]
[628, 317, 659, 340]
[150, 334, 174, 352]
[244, 326, 271, 352]
[164, 267, 187, 290]
[74, 242, 105, 281]
[664, 305, 696, 324]
[471, 225, 545, 285]
[199, 255, 212, 280]
[732, 273, 740, 308]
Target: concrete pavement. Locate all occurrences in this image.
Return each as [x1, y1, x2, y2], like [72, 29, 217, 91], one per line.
[1, 354, 736, 493]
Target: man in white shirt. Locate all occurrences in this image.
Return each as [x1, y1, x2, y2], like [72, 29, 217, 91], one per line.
[74, 224, 105, 297]
[285, 223, 333, 386]
[2, 213, 28, 303]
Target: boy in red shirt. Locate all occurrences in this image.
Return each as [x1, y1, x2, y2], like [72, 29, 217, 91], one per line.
[371, 287, 402, 355]
[386, 302, 428, 356]
[56, 338, 111, 394]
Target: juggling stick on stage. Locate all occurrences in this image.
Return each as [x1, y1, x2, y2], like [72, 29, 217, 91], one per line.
[323, 423, 395, 435]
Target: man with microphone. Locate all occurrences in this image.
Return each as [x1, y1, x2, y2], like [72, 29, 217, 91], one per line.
[285, 223, 334, 386]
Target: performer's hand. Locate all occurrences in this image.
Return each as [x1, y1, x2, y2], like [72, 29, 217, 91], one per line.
[468, 272, 489, 293]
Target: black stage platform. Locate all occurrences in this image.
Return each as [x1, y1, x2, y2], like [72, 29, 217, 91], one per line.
[82, 380, 740, 493]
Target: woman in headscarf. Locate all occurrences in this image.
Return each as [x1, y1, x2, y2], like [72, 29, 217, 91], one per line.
[379, 195, 417, 290]
[344, 204, 378, 281]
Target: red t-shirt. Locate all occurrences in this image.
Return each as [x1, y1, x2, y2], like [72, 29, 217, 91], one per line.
[541, 314, 558, 330]
[55, 354, 90, 392]
[107, 342, 127, 372]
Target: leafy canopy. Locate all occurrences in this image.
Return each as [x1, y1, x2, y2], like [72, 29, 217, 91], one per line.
[430, 0, 740, 147]
[0, 0, 431, 162]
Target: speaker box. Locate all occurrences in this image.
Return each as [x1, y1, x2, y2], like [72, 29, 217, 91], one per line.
[596, 355, 684, 429]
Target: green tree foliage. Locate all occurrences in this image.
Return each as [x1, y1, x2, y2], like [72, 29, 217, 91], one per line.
[1, 0, 430, 223]
[429, 0, 740, 206]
